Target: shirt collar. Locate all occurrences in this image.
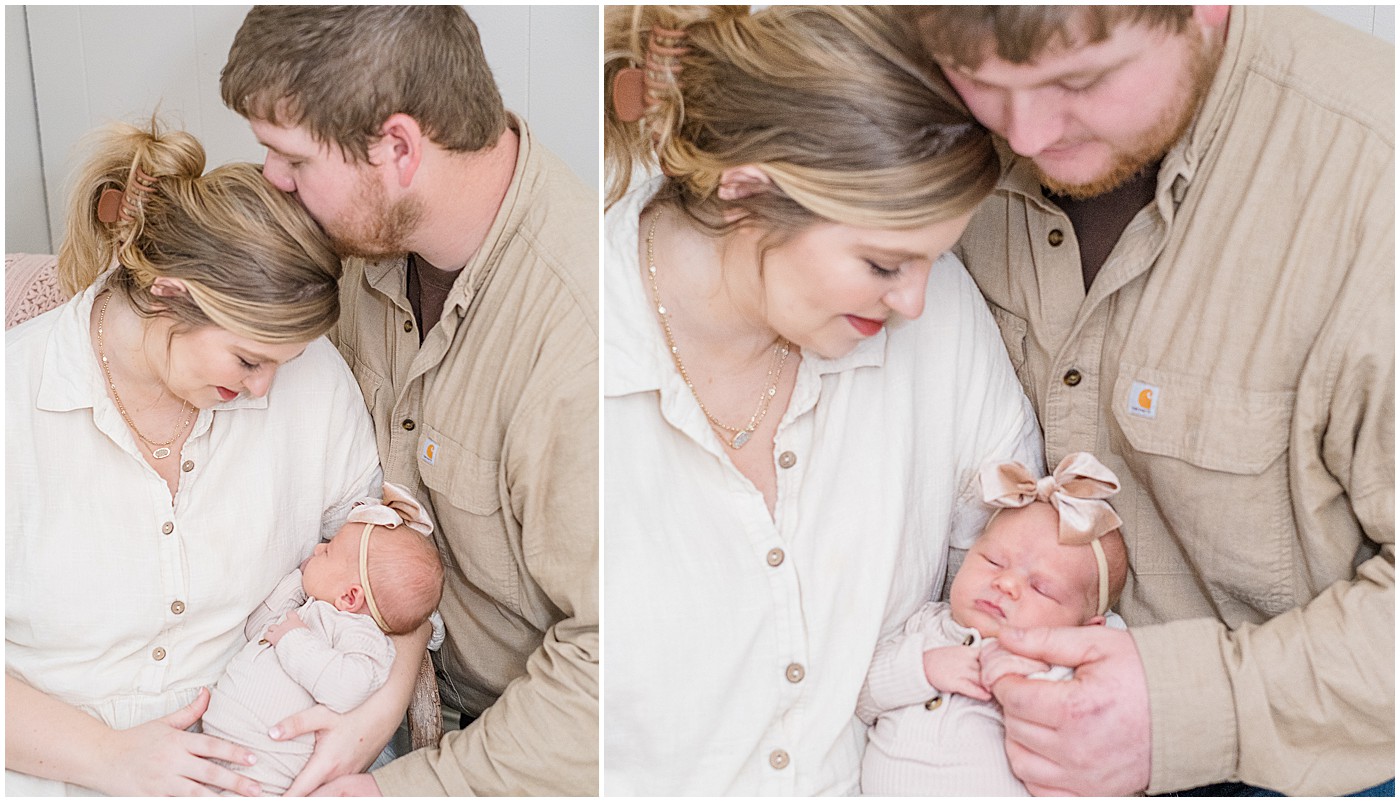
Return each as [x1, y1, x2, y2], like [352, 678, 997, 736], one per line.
[36, 270, 267, 414]
[603, 176, 887, 399]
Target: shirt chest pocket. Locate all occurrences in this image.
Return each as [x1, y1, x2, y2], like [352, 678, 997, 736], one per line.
[1110, 366, 1297, 617]
[417, 425, 521, 609]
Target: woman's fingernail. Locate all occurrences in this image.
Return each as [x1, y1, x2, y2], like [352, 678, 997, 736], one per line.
[247, 753, 258, 765]
[268, 726, 281, 739]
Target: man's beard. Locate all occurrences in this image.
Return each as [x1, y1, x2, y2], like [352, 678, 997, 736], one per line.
[326, 170, 424, 260]
[1037, 30, 1221, 200]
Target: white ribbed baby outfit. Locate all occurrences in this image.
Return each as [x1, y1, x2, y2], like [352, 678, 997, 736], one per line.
[202, 570, 395, 795]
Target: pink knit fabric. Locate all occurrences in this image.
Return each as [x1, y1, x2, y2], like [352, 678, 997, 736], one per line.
[6, 253, 67, 330]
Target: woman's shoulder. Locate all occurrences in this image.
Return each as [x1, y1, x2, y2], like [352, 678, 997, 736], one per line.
[262, 336, 361, 406]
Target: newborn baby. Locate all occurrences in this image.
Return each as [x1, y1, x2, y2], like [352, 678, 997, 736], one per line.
[858, 453, 1128, 796]
[202, 482, 444, 795]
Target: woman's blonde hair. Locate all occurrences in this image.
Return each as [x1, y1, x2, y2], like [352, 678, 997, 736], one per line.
[57, 118, 341, 343]
[604, 5, 997, 235]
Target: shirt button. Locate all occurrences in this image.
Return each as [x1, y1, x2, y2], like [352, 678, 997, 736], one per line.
[1063, 369, 1082, 387]
[925, 693, 943, 711]
[152, 647, 167, 661]
[171, 600, 186, 615]
[402, 419, 416, 431]
[769, 749, 790, 770]
[766, 548, 785, 567]
[777, 451, 797, 469]
[181, 460, 195, 472]
[403, 319, 414, 333]
[161, 521, 174, 535]
[785, 663, 805, 683]
[1048, 228, 1065, 247]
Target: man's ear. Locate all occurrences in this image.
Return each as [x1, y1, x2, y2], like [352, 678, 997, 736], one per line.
[149, 277, 190, 298]
[717, 165, 774, 201]
[338, 585, 367, 614]
[376, 113, 425, 188]
[1192, 6, 1230, 31]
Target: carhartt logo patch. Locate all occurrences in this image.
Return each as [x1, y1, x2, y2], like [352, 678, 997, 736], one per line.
[421, 438, 438, 465]
[1128, 381, 1158, 419]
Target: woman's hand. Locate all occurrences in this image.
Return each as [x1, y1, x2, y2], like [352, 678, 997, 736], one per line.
[95, 688, 262, 797]
[922, 644, 990, 701]
[275, 621, 430, 796]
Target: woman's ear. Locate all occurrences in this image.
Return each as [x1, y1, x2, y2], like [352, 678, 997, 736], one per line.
[149, 277, 190, 298]
[717, 165, 774, 201]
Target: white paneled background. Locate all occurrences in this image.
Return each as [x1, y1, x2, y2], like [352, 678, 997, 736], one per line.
[5, 5, 599, 255]
[4, 6, 1393, 256]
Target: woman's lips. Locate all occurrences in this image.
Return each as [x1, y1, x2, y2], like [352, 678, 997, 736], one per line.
[216, 386, 239, 401]
[846, 315, 884, 337]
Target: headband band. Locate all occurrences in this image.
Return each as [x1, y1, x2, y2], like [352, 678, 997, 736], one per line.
[980, 452, 1122, 617]
[358, 522, 391, 633]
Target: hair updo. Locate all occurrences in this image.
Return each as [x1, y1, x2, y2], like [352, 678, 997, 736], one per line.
[57, 117, 341, 344]
[604, 5, 998, 238]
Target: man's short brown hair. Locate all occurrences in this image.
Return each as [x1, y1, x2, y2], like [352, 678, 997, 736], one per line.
[221, 6, 509, 162]
[915, 6, 1194, 69]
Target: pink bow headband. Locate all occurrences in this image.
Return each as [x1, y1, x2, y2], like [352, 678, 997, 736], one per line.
[979, 452, 1122, 616]
[346, 481, 435, 632]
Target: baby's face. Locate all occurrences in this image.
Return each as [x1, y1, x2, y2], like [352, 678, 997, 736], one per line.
[949, 502, 1100, 638]
[301, 522, 364, 603]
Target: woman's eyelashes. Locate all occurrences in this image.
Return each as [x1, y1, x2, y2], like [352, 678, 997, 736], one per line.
[866, 259, 901, 278]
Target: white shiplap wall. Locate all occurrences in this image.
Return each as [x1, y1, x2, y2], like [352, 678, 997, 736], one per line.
[6, 5, 599, 255]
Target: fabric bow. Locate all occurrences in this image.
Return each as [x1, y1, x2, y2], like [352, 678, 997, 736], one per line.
[347, 481, 435, 537]
[979, 452, 1122, 546]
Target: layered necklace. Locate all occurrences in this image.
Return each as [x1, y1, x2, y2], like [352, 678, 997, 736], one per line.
[646, 210, 791, 450]
[96, 294, 194, 459]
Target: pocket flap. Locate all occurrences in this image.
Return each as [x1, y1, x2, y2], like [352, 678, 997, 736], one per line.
[1111, 366, 1293, 474]
[418, 425, 502, 516]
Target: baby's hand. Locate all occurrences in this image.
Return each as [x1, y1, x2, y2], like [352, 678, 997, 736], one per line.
[264, 611, 307, 646]
[979, 638, 1052, 689]
[922, 645, 990, 701]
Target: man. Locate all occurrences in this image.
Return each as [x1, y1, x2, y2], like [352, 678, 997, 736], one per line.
[221, 6, 597, 795]
[915, 5, 1393, 797]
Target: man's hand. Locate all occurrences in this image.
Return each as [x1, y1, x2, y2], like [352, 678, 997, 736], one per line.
[979, 638, 1051, 688]
[265, 611, 307, 646]
[922, 645, 990, 701]
[309, 773, 382, 796]
[991, 626, 1152, 796]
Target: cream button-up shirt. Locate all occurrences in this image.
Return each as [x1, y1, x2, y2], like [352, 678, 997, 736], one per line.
[603, 179, 1043, 795]
[6, 276, 381, 795]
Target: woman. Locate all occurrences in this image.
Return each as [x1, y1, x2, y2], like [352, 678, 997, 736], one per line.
[5, 120, 424, 796]
[603, 6, 1044, 795]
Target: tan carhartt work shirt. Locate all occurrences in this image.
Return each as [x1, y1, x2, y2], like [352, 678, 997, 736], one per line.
[955, 7, 1393, 796]
[336, 119, 599, 795]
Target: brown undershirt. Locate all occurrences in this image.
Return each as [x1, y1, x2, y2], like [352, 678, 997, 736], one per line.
[1045, 161, 1159, 290]
[407, 253, 462, 343]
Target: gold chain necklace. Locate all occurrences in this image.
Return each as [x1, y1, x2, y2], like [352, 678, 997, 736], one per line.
[97, 294, 193, 459]
[646, 210, 791, 450]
